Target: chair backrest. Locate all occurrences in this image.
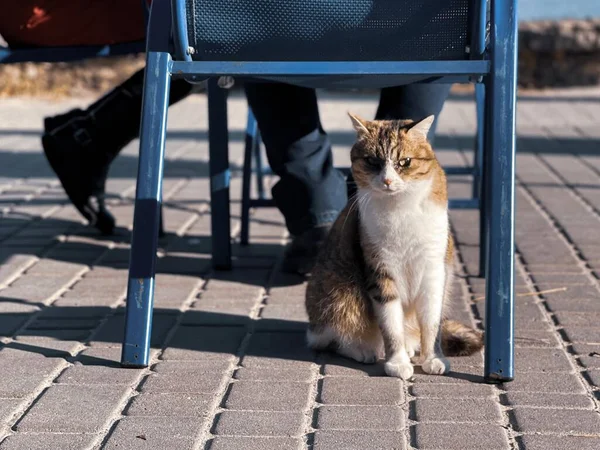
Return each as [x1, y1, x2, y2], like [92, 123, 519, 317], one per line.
[175, 0, 488, 62]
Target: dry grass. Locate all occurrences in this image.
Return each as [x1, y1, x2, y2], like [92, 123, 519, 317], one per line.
[0, 55, 145, 98]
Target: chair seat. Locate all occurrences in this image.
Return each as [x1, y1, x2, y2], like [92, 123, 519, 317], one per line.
[186, 0, 471, 62]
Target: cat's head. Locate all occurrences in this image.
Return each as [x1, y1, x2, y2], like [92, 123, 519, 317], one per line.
[349, 114, 439, 197]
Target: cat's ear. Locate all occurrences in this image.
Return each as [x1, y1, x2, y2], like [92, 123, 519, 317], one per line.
[408, 115, 435, 139]
[348, 112, 370, 135]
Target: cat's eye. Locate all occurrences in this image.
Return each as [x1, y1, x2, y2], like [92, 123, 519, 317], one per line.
[396, 157, 411, 169]
[365, 156, 380, 167]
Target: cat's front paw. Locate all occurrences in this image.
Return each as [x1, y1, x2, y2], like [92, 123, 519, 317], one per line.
[384, 361, 414, 380]
[422, 357, 450, 375]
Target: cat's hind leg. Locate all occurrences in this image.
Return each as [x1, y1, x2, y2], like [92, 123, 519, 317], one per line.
[306, 325, 336, 350]
[336, 337, 380, 364]
[307, 325, 380, 364]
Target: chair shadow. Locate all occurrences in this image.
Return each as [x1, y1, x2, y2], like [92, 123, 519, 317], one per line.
[0, 293, 488, 384]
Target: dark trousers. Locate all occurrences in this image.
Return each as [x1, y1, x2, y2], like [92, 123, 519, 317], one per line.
[244, 82, 452, 236]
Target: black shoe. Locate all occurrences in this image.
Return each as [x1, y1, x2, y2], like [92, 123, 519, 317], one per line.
[282, 224, 332, 275]
[42, 70, 195, 235]
[42, 114, 116, 235]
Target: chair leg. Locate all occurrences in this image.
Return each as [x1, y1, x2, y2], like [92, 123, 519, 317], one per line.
[478, 82, 490, 278]
[208, 78, 232, 270]
[121, 51, 171, 368]
[254, 129, 266, 200]
[483, 0, 517, 383]
[241, 109, 258, 246]
[473, 83, 485, 200]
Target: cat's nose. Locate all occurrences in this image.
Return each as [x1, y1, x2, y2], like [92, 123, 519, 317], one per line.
[383, 178, 392, 187]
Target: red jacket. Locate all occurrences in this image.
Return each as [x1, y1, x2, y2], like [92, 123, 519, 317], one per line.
[0, 1, 151, 48]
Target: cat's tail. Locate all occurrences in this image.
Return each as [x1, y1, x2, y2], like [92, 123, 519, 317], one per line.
[441, 320, 484, 356]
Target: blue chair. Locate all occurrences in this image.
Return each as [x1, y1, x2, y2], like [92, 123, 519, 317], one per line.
[121, 0, 517, 383]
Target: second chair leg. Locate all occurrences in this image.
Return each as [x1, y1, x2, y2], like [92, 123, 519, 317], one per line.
[208, 79, 232, 270]
[483, 0, 517, 383]
[241, 109, 259, 246]
[478, 82, 490, 278]
[121, 51, 172, 368]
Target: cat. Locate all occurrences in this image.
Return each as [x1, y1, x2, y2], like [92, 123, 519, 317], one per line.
[305, 114, 483, 380]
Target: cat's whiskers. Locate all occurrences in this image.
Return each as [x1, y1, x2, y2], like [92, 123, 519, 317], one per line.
[341, 191, 366, 233]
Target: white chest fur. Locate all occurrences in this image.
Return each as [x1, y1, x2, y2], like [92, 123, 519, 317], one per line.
[359, 192, 449, 303]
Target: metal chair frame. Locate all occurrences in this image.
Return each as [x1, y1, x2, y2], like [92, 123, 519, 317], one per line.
[80, 0, 515, 383]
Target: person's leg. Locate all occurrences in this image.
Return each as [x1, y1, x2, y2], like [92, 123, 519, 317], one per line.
[375, 84, 452, 138]
[42, 68, 194, 234]
[347, 83, 452, 198]
[244, 82, 347, 273]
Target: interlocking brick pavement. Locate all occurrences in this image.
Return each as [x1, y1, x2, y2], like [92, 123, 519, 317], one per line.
[1, 88, 600, 449]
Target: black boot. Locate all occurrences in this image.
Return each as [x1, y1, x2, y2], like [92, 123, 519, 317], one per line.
[42, 69, 195, 234]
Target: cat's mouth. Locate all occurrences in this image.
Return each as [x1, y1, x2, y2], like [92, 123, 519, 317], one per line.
[371, 185, 402, 196]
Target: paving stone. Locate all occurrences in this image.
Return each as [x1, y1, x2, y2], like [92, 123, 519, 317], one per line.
[103, 416, 200, 449]
[213, 411, 304, 436]
[313, 430, 405, 450]
[320, 377, 404, 405]
[317, 405, 403, 430]
[541, 285, 600, 301]
[0, 315, 30, 336]
[55, 364, 145, 385]
[411, 366, 486, 384]
[243, 331, 314, 363]
[225, 381, 312, 411]
[140, 371, 224, 394]
[208, 437, 301, 450]
[0, 301, 39, 314]
[0, 357, 64, 398]
[196, 289, 263, 306]
[503, 392, 595, 409]
[259, 305, 308, 323]
[516, 435, 600, 450]
[181, 304, 252, 326]
[412, 423, 509, 449]
[38, 305, 111, 319]
[569, 342, 600, 357]
[531, 273, 594, 285]
[502, 371, 586, 393]
[161, 326, 245, 360]
[15, 384, 131, 432]
[562, 327, 600, 343]
[0, 398, 22, 424]
[511, 407, 600, 433]
[584, 369, 600, 387]
[234, 365, 315, 382]
[514, 348, 573, 372]
[53, 294, 119, 308]
[411, 398, 502, 423]
[410, 383, 495, 399]
[152, 359, 233, 374]
[514, 330, 561, 348]
[545, 297, 600, 312]
[125, 392, 213, 416]
[321, 358, 387, 377]
[0, 433, 97, 450]
[579, 354, 600, 369]
[27, 318, 100, 330]
[10, 336, 81, 358]
[24, 260, 85, 276]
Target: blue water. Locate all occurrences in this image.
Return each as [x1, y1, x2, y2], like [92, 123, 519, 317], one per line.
[519, 0, 600, 21]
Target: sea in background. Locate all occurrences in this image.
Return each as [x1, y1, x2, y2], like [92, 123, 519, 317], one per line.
[519, 0, 600, 21]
